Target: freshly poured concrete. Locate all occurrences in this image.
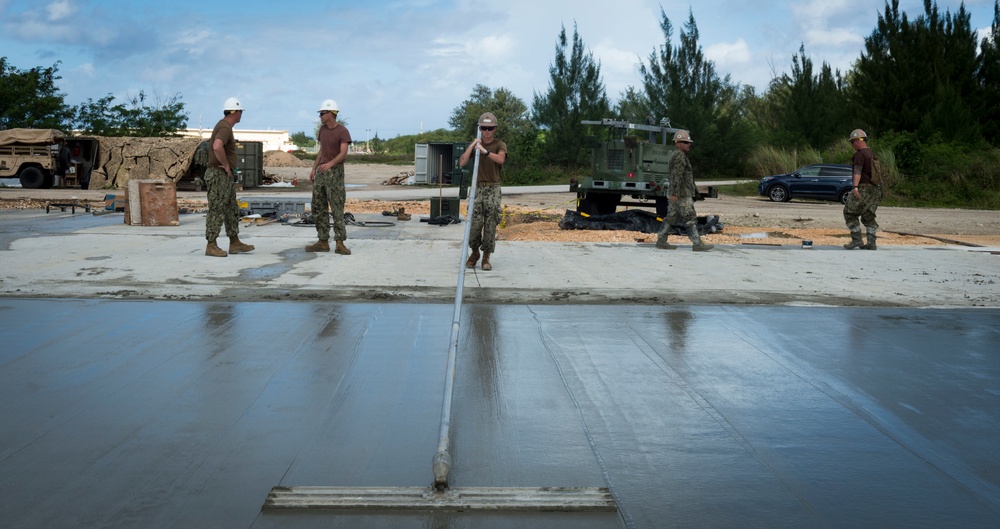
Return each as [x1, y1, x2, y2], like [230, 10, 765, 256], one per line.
[2, 300, 998, 528]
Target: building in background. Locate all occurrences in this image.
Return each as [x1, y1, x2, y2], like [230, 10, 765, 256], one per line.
[181, 128, 297, 152]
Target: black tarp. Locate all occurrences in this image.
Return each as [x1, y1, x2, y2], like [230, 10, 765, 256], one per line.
[558, 209, 723, 235]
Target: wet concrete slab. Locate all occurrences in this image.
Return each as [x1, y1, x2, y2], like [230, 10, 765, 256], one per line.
[1, 299, 999, 528]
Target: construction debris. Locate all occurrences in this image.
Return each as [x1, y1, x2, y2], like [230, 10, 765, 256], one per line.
[381, 171, 413, 186]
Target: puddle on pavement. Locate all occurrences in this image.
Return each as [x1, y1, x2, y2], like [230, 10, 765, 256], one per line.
[739, 231, 798, 239]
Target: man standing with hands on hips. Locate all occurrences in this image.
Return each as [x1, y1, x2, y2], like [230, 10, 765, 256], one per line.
[306, 99, 353, 255]
[843, 129, 881, 250]
[204, 97, 255, 257]
[459, 112, 507, 271]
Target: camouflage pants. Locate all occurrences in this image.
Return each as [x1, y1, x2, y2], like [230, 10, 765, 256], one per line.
[204, 167, 240, 241]
[843, 184, 882, 238]
[312, 164, 347, 242]
[656, 197, 698, 241]
[469, 185, 502, 253]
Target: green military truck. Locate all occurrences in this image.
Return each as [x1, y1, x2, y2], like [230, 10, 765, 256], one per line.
[571, 118, 717, 216]
[0, 128, 100, 189]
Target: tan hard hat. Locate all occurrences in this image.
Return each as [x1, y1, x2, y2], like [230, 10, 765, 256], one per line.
[478, 112, 498, 127]
[673, 130, 693, 143]
[849, 129, 868, 142]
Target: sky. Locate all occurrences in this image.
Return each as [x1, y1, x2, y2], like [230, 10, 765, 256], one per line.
[1, 0, 997, 141]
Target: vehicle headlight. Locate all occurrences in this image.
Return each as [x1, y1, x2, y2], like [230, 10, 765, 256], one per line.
[760, 176, 774, 183]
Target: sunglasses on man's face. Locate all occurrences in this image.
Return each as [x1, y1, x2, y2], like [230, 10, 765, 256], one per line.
[319, 111, 334, 116]
[480, 126, 496, 131]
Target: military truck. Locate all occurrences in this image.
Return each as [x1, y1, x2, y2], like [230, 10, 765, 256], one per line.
[0, 128, 100, 189]
[571, 118, 717, 216]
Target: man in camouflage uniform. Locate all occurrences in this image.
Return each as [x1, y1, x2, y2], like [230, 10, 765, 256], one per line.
[843, 129, 882, 250]
[655, 130, 713, 252]
[459, 112, 507, 271]
[204, 97, 254, 257]
[306, 99, 352, 255]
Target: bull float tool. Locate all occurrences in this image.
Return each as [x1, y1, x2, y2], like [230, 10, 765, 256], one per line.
[263, 131, 617, 512]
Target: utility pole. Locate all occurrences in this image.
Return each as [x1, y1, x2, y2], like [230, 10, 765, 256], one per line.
[365, 129, 371, 153]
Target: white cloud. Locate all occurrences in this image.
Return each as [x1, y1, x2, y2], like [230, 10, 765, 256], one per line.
[46, 0, 74, 21]
[705, 39, 752, 69]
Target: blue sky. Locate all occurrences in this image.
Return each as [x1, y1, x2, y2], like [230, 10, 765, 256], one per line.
[1, 0, 996, 140]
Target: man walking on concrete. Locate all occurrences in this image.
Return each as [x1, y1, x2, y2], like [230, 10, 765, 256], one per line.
[656, 130, 713, 252]
[843, 129, 881, 250]
[204, 97, 255, 257]
[306, 99, 353, 255]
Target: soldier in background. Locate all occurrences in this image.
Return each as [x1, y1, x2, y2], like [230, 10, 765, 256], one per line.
[305, 99, 353, 255]
[54, 137, 71, 186]
[204, 97, 255, 257]
[655, 130, 714, 252]
[843, 129, 881, 250]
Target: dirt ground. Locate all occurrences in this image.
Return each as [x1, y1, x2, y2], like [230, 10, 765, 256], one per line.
[3, 163, 999, 247]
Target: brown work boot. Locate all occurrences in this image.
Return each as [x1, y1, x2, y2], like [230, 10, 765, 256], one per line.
[205, 241, 227, 257]
[466, 248, 480, 268]
[655, 237, 678, 250]
[689, 230, 714, 251]
[229, 236, 255, 254]
[843, 232, 864, 250]
[305, 240, 330, 252]
[335, 240, 352, 255]
[481, 251, 492, 271]
[861, 233, 877, 250]
[396, 207, 411, 221]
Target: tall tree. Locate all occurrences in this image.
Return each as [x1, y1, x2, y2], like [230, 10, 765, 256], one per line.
[0, 57, 70, 130]
[614, 86, 652, 124]
[977, 0, 1000, 144]
[769, 45, 850, 149]
[852, 0, 981, 142]
[74, 90, 187, 136]
[531, 23, 611, 167]
[640, 9, 751, 177]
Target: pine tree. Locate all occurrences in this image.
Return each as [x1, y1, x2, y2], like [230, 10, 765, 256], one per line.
[977, 1, 1000, 145]
[639, 9, 750, 177]
[768, 45, 850, 149]
[852, 0, 981, 142]
[531, 23, 611, 168]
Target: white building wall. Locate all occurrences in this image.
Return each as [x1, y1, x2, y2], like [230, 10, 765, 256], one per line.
[181, 129, 295, 152]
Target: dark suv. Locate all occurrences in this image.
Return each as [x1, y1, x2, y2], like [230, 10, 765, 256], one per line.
[758, 164, 853, 204]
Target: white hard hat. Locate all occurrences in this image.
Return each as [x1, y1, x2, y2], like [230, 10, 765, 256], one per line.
[223, 97, 244, 112]
[319, 99, 340, 113]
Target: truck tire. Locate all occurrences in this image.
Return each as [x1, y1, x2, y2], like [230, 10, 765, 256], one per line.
[18, 166, 46, 189]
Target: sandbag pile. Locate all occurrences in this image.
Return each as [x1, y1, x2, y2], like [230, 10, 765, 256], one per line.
[88, 136, 202, 189]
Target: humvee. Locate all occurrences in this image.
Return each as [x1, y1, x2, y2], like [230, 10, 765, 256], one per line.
[0, 128, 100, 189]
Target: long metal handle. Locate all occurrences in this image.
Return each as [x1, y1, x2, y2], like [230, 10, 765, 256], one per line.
[433, 131, 482, 490]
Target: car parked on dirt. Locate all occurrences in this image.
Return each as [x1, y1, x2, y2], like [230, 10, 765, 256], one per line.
[758, 163, 853, 204]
